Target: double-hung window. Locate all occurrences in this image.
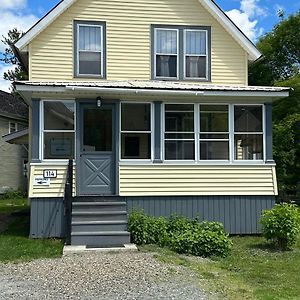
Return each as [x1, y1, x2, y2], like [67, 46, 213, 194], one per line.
[164, 104, 195, 160]
[234, 105, 263, 160]
[121, 103, 152, 160]
[9, 122, 18, 134]
[184, 30, 207, 79]
[152, 25, 210, 81]
[154, 29, 178, 79]
[42, 101, 75, 160]
[75, 21, 105, 77]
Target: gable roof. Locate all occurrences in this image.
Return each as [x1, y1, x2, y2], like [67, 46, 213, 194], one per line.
[0, 90, 28, 120]
[15, 0, 261, 61]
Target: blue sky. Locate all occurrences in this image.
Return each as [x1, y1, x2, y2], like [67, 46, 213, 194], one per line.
[0, 0, 299, 91]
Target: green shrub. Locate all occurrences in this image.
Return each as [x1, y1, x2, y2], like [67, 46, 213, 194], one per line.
[128, 210, 168, 245]
[128, 210, 232, 257]
[260, 202, 300, 250]
[0, 190, 26, 199]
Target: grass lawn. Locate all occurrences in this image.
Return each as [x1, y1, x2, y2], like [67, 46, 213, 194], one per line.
[141, 236, 300, 300]
[0, 198, 63, 263]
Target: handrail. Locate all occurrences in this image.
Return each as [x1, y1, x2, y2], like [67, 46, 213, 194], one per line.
[64, 159, 73, 245]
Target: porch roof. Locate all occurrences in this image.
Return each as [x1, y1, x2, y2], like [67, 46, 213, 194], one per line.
[2, 128, 29, 145]
[14, 80, 290, 104]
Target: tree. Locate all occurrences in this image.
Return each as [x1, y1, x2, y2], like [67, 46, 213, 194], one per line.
[249, 12, 300, 201]
[273, 76, 300, 200]
[0, 28, 28, 82]
[249, 11, 300, 86]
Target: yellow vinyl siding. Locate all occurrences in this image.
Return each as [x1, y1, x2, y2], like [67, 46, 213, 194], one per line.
[29, 165, 76, 198]
[119, 165, 278, 196]
[30, 0, 247, 85]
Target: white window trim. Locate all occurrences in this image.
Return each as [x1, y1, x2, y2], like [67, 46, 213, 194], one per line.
[161, 103, 266, 164]
[9, 122, 18, 134]
[76, 23, 104, 77]
[163, 103, 196, 162]
[40, 99, 76, 162]
[183, 29, 209, 80]
[233, 104, 265, 162]
[199, 104, 230, 161]
[154, 28, 179, 80]
[119, 101, 154, 162]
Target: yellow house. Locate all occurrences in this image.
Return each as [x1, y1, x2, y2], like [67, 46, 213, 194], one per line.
[14, 0, 289, 246]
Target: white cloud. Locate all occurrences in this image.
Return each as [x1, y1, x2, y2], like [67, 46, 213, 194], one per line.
[226, 0, 267, 41]
[0, 10, 38, 52]
[241, 0, 267, 18]
[1, 0, 27, 10]
[0, 64, 13, 92]
[0, 3, 38, 92]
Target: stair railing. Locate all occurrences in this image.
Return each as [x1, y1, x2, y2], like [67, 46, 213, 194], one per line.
[64, 159, 73, 245]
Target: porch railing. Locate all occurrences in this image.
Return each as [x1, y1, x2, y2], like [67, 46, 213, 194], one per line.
[64, 159, 73, 245]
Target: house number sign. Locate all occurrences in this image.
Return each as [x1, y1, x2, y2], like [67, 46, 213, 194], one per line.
[43, 170, 57, 178]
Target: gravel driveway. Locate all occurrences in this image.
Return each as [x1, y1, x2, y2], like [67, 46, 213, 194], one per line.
[0, 251, 214, 300]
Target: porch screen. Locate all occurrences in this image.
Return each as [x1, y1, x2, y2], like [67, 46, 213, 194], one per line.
[234, 105, 263, 160]
[121, 103, 151, 159]
[43, 101, 75, 159]
[164, 104, 195, 160]
[199, 105, 229, 160]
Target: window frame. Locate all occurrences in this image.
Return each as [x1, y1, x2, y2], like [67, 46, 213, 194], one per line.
[162, 103, 197, 162]
[9, 122, 18, 134]
[153, 27, 180, 80]
[74, 21, 106, 79]
[233, 104, 265, 162]
[40, 99, 76, 162]
[119, 101, 154, 162]
[161, 103, 265, 164]
[151, 25, 211, 81]
[183, 29, 209, 80]
[199, 104, 230, 161]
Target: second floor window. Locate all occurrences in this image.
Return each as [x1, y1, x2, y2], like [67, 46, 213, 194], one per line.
[9, 122, 18, 133]
[152, 25, 210, 81]
[75, 22, 105, 77]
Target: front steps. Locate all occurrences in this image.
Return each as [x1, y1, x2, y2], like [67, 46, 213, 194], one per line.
[71, 198, 130, 247]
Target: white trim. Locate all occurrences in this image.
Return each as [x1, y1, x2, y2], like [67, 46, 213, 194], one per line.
[76, 23, 104, 77]
[119, 101, 154, 161]
[154, 28, 179, 80]
[233, 104, 264, 161]
[183, 29, 209, 80]
[163, 103, 196, 162]
[15, 84, 290, 100]
[14, 0, 261, 60]
[15, 0, 77, 50]
[9, 121, 18, 134]
[199, 0, 261, 60]
[41, 99, 76, 161]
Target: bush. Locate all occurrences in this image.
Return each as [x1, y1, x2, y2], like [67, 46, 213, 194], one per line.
[0, 190, 27, 199]
[128, 210, 232, 257]
[128, 210, 168, 245]
[260, 202, 300, 250]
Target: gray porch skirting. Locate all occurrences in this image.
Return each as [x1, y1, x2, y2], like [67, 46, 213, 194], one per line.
[30, 197, 65, 238]
[126, 195, 275, 234]
[29, 195, 275, 238]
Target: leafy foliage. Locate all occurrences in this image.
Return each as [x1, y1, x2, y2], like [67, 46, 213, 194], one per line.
[128, 210, 232, 257]
[249, 11, 300, 86]
[260, 202, 300, 250]
[0, 28, 28, 82]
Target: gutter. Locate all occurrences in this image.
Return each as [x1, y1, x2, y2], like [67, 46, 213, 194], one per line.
[64, 85, 290, 98]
